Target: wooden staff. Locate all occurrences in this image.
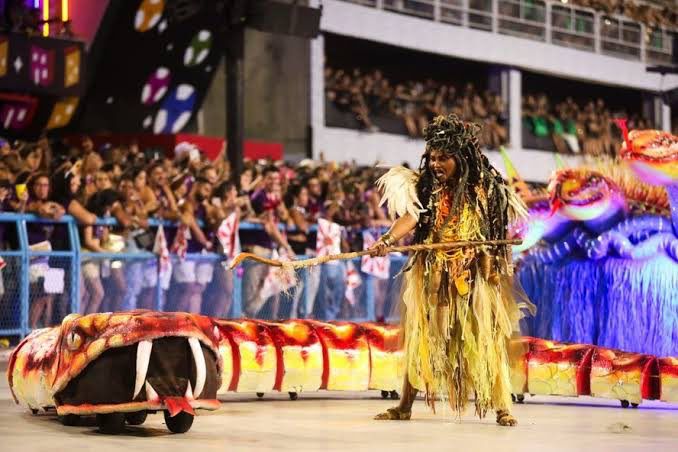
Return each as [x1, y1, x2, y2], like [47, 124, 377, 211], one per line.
[229, 238, 522, 270]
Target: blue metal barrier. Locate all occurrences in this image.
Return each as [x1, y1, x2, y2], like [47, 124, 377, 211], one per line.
[0, 214, 402, 338]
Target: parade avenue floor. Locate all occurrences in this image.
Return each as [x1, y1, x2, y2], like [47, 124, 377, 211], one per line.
[2, 363, 677, 452]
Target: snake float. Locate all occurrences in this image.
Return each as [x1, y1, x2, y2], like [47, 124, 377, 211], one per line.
[8, 312, 678, 434]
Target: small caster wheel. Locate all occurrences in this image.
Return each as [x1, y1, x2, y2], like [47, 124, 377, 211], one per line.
[389, 390, 399, 400]
[256, 392, 264, 398]
[516, 394, 525, 404]
[621, 400, 630, 408]
[381, 390, 389, 399]
[511, 394, 516, 403]
[60, 414, 80, 426]
[125, 410, 147, 425]
[631, 403, 639, 408]
[288, 392, 298, 401]
[30, 408, 39, 415]
[96, 413, 126, 434]
[164, 411, 194, 434]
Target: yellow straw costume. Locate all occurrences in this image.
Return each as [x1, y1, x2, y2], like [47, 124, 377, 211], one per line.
[378, 165, 533, 419]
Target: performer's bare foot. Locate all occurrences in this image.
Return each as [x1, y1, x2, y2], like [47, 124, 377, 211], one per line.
[496, 409, 518, 426]
[374, 406, 412, 420]
[375, 374, 418, 420]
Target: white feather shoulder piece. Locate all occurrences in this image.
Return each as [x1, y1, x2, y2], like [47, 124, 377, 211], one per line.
[506, 187, 529, 224]
[376, 166, 425, 221]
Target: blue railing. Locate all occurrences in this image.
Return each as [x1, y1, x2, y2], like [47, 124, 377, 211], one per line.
[0, 214, 404, 338]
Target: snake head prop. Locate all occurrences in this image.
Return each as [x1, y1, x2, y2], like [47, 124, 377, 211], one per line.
[548, 168, 626, 222]
[618, 128, 678, 186]
[8, 310, 222, 417]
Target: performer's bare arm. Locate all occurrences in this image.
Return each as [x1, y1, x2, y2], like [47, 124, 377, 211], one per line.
[369, 213, 418, 256]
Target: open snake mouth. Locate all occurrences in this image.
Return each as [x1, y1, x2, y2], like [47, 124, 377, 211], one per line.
[558, 177, 608, 208]
[622, 130, 678, 164]
[54, 337, 219, 414]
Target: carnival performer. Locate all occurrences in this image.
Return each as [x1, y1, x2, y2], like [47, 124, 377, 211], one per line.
[371, 114, 533, 426]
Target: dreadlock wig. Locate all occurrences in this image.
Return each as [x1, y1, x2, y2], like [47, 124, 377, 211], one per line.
[414, 114, 524, 269]
[376, 114, 532, 420]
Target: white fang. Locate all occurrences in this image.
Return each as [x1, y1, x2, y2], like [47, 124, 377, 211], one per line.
[133, 340, 153, 399]
[188, 337, 206, 398]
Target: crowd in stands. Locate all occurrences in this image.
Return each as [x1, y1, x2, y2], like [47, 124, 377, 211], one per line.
[567, 0, 677, 30]
[522, 94, 654, 155]
[0, 135, 400, 329]
[325, 66, 508, 149]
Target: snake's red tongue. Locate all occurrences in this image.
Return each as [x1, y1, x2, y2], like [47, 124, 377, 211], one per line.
[164, 397, 195, 417]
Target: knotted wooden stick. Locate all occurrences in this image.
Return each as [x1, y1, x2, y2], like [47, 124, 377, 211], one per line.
[229, 238, 522, 270]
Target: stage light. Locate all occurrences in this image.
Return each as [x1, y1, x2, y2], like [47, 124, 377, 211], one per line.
[43, 0, 49, 36]
[62, 0, 69, 22]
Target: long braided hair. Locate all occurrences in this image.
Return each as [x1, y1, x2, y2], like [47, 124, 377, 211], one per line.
[413, 114, 513, 263]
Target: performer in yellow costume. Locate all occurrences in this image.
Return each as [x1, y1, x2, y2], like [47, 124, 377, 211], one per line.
[372, 115, 533, 426]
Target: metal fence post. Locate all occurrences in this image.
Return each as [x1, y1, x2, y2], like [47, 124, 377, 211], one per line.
[16, 218, 30, 337]
[232, 266, 243, 318]
[67, 216, 81, 315]
[593, 12, 601, 53]
[365, 273, 375, 321]
[639, 23, 646, 63]
[155, 256, 163, 311]
[461, 0, 469, 27]
[491, 0, 498, 33]
[545, 0, 552, 43]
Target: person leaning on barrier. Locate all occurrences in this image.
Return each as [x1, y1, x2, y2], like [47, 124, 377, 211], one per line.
[48, 162, 96, 225]
[170, 177, 215, 314]
[78, 189, 123, 315]
[24, 173, 65, 329]
[147, 161, 181, 221]
[240, 166, 295, 318]
[201, 181, 241, 318]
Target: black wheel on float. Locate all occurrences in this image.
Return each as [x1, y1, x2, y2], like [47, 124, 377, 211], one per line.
[60, 414, 80, 426]
[516, 394, 525, 404]
[96, 413, 126, 434]
[390, 390, 399, 400]
[381, 390, 389, 399]
[631, 403, 639, 408]
[288, 392, 298, 400]
[125, 410, 148, 425]
[621, 400, 630, 408]
[164, 411, 194, 434]
[511, 394, 516, 403]
[256, 392, 264, 398]
[30, 408, 39, 415]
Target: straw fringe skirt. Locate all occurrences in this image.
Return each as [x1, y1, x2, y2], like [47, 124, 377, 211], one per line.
[400, 253, 526, 418]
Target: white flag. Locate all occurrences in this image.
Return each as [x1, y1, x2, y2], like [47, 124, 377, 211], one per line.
[170, 223, 190, 260]
[316, 218, 341, 257]
[217, 212, 241, 265]
[153, 225, 172, 290]
[361, 230, 390, 280]
[344, 260, 362, 306]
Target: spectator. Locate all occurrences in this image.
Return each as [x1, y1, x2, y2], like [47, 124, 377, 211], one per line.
[25, 173, 64, 328]
[169, 177, 215, 314]
[202, 181, 240, 317]
[241, 166, 294, 318]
